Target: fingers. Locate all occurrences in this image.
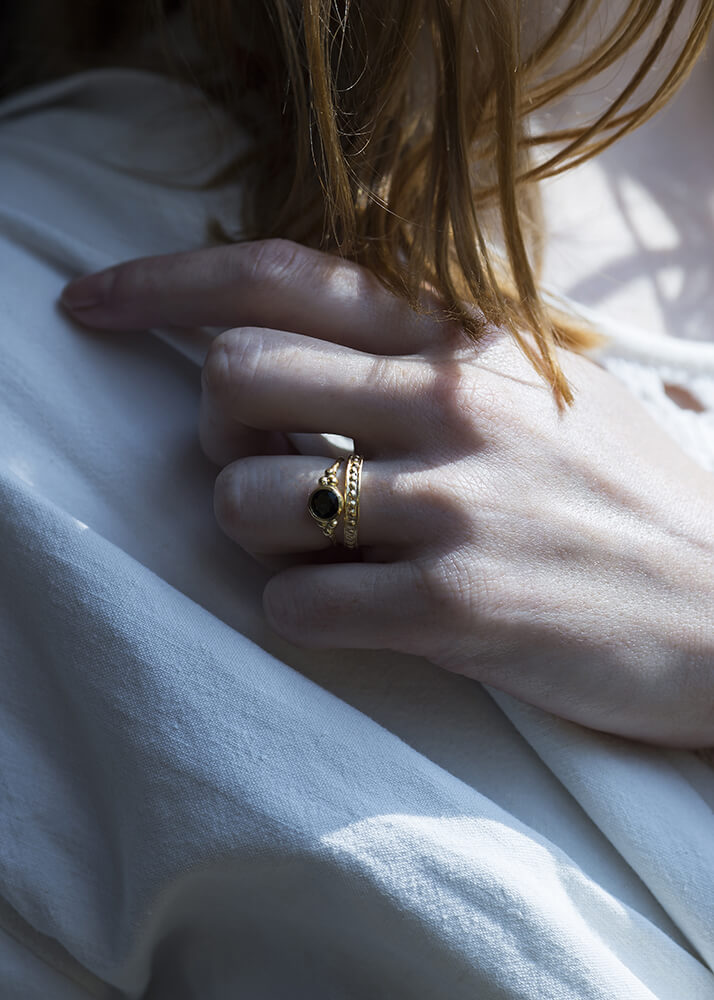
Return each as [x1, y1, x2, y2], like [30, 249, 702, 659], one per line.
[214, 455, 423, 555]
[200, 391, 297, 466]
[61, 239, 450, 356]
[201, 326, 425, 450]
[262, 560, 431, 650]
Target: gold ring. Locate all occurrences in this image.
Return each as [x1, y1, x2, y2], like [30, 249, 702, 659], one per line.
[307, 459, 344, 543]
[343, 453, 363, 549]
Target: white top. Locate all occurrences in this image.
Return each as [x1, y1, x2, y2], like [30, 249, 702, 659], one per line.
[0, 68, 712, 998]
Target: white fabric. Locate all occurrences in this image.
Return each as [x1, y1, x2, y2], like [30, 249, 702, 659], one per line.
[0, 69, 712, 998]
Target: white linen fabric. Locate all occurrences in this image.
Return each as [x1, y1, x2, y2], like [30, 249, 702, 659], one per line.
[0, 70, 712, 999]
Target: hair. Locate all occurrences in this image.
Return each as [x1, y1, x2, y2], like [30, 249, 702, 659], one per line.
[177, 0, 712, 407]
[5, 1, 711, 405]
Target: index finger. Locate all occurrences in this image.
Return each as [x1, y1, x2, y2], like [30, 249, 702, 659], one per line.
[61, 239, 450, 356]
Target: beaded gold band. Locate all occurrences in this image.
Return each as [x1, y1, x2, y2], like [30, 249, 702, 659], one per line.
[307, 459, 344, 544]
[343, 453, 363, 549]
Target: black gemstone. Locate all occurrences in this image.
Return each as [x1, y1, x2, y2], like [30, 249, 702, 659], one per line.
[309, 487, 340, 521]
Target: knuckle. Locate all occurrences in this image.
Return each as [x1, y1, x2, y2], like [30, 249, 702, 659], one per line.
[433, 361, 476, 417]
[201, 327, 264, 403]
[213, 463, 243, 538]
[214, 458, 273, 544]
[366, 355, 408, 400]
[366, 355, 391, 392]
[201, 336, 228, 399]
[408, 554, 482, 644]
[422, 359, 500, 447]
[454, 369, 499, 420]
[410, 558, 454, 618]
[406, 577, 460, 670]
[246, 237, 304, 287]
[263, 576, 310, 644]
[102, 261, 136, 309]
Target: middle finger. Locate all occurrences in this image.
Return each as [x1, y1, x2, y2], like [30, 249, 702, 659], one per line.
[201, 326, 427, 453]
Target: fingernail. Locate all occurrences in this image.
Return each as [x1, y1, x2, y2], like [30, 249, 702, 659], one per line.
[61, 269, 115, 310]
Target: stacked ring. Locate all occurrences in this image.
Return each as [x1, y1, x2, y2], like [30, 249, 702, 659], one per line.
[307, 454, 364, 548]
[307, 459, 344, 543]
[343, 453, 363, 549]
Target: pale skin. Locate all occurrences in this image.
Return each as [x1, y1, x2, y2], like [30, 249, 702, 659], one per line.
[60, 238, 714, 748]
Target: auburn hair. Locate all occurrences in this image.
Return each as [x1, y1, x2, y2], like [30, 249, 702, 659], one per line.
[170, 0, 711, 407]
[6, 1, 712, 404]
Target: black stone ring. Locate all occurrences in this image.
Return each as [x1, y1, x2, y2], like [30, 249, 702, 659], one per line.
[308, 459, 344, 544]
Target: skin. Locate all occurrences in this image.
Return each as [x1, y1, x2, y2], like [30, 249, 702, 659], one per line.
[60, 238, 714, 748]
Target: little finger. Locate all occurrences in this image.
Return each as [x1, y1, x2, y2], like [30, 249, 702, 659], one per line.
[263, 560, 432, 650]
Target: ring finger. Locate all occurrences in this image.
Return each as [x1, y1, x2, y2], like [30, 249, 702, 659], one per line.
[214, 454, 426, 555]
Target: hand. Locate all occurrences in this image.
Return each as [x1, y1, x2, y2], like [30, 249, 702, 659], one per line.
[61, 239, 714, 747]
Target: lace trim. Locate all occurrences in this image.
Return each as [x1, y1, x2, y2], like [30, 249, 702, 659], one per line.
[597, 355, 714, 474]
[546, 289, 714, 475]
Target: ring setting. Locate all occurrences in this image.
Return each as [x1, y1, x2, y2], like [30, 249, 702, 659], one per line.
[307, 454, 363, 547]
[308, 459, 344, 543]
[343, 453, 363, 550]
